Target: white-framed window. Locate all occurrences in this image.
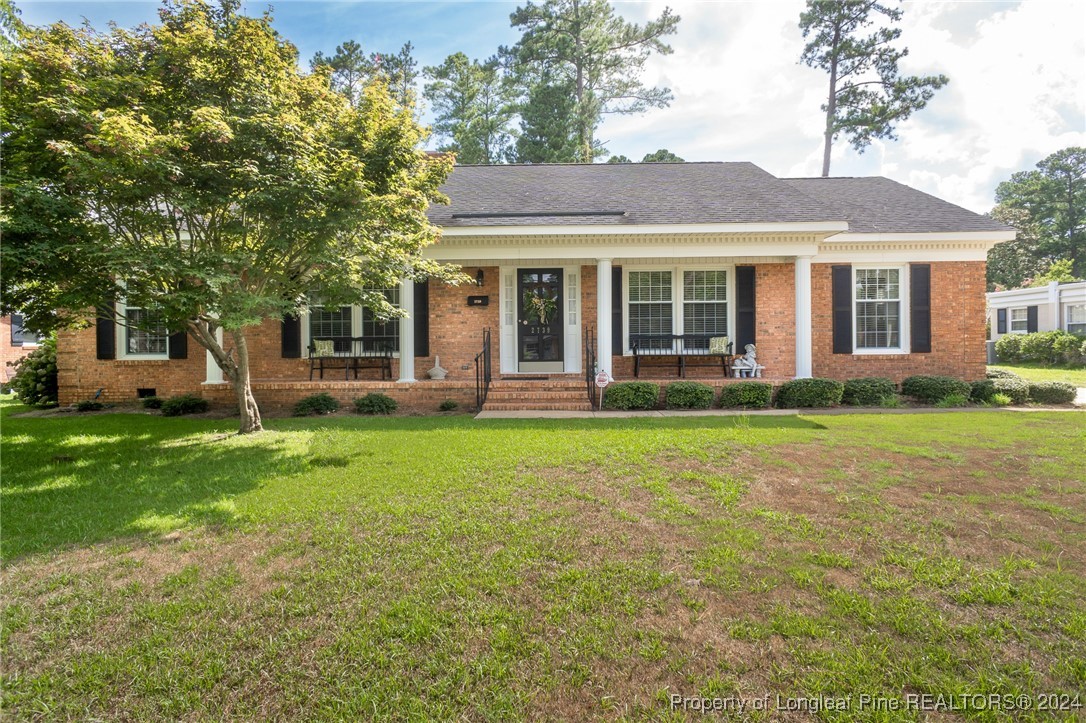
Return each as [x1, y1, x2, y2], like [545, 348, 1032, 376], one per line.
[1067, 304, 1086, 335]
[624, 266, 732, 353]
[360, 288, 400, 352]
[1009, 307, 1029, 333]
[310, 306, 352, 338]
[117, 301, 169, 358]
[305, 290, 401, 354]
[853, 266, 906, 353]
[9, 314, 41, 347]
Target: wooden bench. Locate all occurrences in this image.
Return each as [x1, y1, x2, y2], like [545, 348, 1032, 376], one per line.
[308, 337, 394, 380]
[630, 335, 734, 378]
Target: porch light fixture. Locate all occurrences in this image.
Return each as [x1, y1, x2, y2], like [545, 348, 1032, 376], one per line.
[476, 269, 485, 286]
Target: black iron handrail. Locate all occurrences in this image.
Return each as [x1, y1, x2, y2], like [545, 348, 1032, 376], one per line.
[474, 327, 492, 410]
[584, 325, 598, 410]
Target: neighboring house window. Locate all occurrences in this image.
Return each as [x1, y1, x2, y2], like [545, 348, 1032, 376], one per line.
[360, 288, 400, 352]
[683, 270, 728, 339]
[854, 268, 902, 351]
[310, 306, 352, 338]
[124, 305, 168, 356]
[628, 271, 673, 349]
[9, 314, 41, 347]
[1068, 304, 1086, 335]
[1009, 307, 1029, 333]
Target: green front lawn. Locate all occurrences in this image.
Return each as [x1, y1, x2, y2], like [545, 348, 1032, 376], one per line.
[989, 363, 1086, 387]
[3, 401, 1085, 720]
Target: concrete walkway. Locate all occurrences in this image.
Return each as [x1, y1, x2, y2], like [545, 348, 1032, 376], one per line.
[476, 405, 1084, 420]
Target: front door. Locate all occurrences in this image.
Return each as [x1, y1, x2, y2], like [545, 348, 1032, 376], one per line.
[517, 268, 564, 372]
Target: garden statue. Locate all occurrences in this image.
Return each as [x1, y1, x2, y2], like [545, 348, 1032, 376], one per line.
[732, 344, 765, 378]
[427, 355, 448, 380]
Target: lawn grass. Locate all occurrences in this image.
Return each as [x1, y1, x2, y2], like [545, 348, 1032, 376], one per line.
[989, 363, 1086, 387]
[3, 400, 1085, 720]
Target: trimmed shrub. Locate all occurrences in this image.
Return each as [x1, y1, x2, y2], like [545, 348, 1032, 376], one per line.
[989, 393, 1013, 407]
[934, 393, 970, 408]
[141, 396, 163, 409]
[1053, 333, 1084, 364]
[439, 399, 459, 412]
[161, 393, 210, 416]
[601, 381, 659, 410]
[901, 375, 971, 404]
[969, 379, 996, 403]
[75, 399, 105, 412]
[775, 378, 844, 408]
[718, 381, 773, 409]
[665, 381, 714, 409]
[1027, 381, 1077, 405]
[986, 368, 1021, 380]
[991, 377, 1029, 405]
[293, 392, 339, 416]
[8, 337, 58, 407]
[994, 334, 1022, 363]
[842, 377, 896, 406]
[354, 393, 397, 415]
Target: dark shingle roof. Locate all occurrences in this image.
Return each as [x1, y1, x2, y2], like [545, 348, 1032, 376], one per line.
[782, 176, 1010, 233]
[429, 162, 842, 227]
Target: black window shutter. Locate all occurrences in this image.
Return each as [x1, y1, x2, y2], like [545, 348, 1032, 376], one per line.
[735, 266, 756, 350]
[1026, 305, 1038, 333]
[611, 266, 623, 353]
[831, 265, 853, 354]
[997, 308, 1007, 334]
[910, 264, 931, 353]
[281, 315, 302, 358]
[96, 305, 116, 360]
[168, 329, 188, 359]
[413, 279, 429, 358]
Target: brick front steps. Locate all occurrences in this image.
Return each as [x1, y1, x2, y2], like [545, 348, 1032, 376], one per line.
[484, 377, 593, 412]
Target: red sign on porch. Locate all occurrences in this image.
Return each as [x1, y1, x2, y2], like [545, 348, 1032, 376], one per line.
[595, 371, 610, 389]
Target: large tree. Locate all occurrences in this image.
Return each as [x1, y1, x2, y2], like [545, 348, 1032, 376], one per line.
[510, 0, 679, 163]
[312, 40, 418, 109]
[1, 0, 461, 433]
[991, 147, 1086, 283]
[799, 0, 948, 177]
[514, 76, 580, 163]
[423, 52, 517, 164]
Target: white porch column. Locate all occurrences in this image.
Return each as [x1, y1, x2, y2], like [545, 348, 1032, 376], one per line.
[398, 278, 416, 382]
[203, 325, 224, 384]
[596, 258, 613, 379]
[794, 255, 813, 378]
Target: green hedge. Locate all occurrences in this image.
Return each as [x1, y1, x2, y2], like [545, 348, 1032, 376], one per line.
[293, 392, 339, 416]
[969, 379, 996, 403]
[354, 393, 397, 415]
[992, 377, 1029, 405]
[985, 368, 1021, 380]
[601, 381, 659, 410]
[842, 377, 896, 406]
[665, 382, 715, 409]
[775, 378, 843, 408]
[718, 381, 773, 409]
[996, 330, 1086, 365]
[161, 393, 210, 416]
[1027, 381, 1077, 405]
[901, 375, 971, 403]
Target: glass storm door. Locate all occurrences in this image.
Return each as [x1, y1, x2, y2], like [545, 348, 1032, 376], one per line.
[517, 269, 564, 372]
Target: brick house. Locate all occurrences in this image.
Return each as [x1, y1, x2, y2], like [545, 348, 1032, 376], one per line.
[2, 314, 42, 386]
[57, 162, 1013, 411]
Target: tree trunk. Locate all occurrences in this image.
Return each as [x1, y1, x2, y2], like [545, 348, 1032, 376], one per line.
[186, 319, 264, 435]
[821, 26, 841, 178]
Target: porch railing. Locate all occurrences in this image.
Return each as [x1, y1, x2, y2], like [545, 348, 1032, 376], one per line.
[584, 325, 598, 410]
[474, 327, 492, 410]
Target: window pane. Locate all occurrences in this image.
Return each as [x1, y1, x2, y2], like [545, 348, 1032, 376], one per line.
[855, 301, 900, 349]
[628, 271, 671, 302]
[125, 308, 168, 355]
[683, 270, 727, 302]
[683, 270, 727, 339]
[361, 289, 400, 352]
[628, 271, 673, 348]
[1067, 305, 1085, 324]
[310, 306, 352, 339]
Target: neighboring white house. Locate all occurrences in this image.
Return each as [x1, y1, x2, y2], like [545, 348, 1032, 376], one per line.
[987, 281, 1086, 340]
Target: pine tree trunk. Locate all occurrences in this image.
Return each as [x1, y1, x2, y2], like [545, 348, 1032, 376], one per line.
[821, 25, 841, 178]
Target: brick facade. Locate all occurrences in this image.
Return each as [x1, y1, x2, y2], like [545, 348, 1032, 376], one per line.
[55, 260, 986, 408]
[811, 260, 987, 382]
[1, 316, 36, 384]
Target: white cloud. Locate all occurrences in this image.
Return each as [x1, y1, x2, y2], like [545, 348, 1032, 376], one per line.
[600, 0, 1086, 212]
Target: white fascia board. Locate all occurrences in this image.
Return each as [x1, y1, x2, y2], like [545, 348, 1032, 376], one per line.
[824, 231, 1015, 245]
[985, 288, 1049, 306]
[438, 220, 849, 237]
[426, 240, 821, 261]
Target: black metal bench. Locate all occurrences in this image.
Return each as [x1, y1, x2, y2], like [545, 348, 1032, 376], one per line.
[308, 337, 394, 380]
[631, 335, 733, 378]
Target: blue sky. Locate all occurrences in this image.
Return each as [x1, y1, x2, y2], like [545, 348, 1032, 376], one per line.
[17, 1, 1086, 212]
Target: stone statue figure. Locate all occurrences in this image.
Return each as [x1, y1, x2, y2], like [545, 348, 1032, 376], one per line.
[732, 344, 765, 378]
